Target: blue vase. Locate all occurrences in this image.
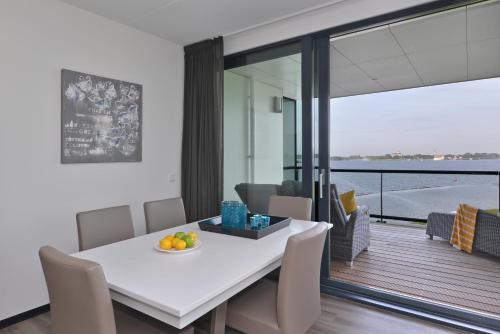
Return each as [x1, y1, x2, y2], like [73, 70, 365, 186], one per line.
[221, 201, 247, 229]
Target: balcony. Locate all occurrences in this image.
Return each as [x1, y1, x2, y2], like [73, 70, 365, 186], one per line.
[327, 167, 500, 319]
[331, 222, 500, 318]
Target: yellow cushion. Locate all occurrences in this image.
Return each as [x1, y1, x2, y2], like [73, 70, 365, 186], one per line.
[340, 190, 357, 215]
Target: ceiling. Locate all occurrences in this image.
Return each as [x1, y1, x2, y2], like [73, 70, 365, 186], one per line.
[58, 0, 345, 45]
[331, 0, 500, 98]
[229, 56, 301, 99]
[229, 0, 500, 99]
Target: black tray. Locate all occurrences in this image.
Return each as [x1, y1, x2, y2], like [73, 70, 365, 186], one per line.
[198, 214, 291, 239]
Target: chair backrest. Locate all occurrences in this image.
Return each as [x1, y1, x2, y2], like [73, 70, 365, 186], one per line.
[277, 223, 328, 334]
[39, 246, 116, 334]
[330, 184, 348, 232]
[268, 195, 312, 220]
[234, 183, 279, 214]
[144, 197, 187, 234]
[76, 205, 134, 251]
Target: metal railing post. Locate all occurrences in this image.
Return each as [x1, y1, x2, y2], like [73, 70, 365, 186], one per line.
[377, 172, 385, 223]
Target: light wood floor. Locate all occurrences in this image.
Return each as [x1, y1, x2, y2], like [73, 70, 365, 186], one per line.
[0, 295, 467, 334]
[331, 223, 500, 317]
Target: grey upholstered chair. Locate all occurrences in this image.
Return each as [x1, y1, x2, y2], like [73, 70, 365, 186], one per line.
[268, 195, 312, 221]
[144, 198, 186, 234]
[234, 183, 280, 214]
[234, 181, 304, 214]
[330, 185, 370, 266]
[76, 205, 134, 251]
[226, 222, 328, 334]
[39, 246, 193, 334]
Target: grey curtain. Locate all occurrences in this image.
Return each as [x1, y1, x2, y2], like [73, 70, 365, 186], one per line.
[181, 37, 224, 222]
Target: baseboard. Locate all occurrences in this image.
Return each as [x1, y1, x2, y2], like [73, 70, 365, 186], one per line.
[0, 304, 50, 329]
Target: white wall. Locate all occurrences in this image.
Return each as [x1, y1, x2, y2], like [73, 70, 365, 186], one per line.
[0, 0, 184, 320]
[224, 0, 432, 55]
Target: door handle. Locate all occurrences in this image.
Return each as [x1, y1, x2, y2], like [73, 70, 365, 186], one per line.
[319, 169, 325, 199]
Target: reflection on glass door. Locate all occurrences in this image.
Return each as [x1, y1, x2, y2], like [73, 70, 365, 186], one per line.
[223, 49, 304, 214]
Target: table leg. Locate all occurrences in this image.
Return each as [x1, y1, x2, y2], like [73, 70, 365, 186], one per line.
[210, 301, 227, 334]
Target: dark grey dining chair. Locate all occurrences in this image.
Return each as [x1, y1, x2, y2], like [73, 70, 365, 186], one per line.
[143, 198, 186, 234]
[226, 222, 328, 334]
[76, 205, 134, 251]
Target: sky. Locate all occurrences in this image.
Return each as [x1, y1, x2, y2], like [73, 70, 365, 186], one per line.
[330, 77, 500, 157]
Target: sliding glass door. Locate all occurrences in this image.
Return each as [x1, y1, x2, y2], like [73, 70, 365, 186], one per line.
[223, 37, 333, 278]
[224, 0, 500, 331]
[327, 0, 500, 329]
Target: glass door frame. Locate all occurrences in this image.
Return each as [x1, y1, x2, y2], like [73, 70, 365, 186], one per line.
[224, 1, 500, 331]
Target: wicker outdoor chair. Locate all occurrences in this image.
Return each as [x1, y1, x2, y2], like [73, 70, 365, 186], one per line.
[427, 210, 500, 259]
[330, 184, 370, 266]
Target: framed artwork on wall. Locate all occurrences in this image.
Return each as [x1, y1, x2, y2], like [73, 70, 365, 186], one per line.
[61, 69, 142, 163]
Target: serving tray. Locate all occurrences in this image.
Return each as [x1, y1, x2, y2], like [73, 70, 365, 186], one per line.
[198, 214, 291, 240]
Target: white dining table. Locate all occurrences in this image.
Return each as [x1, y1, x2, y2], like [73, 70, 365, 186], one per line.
[73, 218, 321, 334]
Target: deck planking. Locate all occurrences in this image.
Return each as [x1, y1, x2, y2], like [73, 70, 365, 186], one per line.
[331, 223, 500, 317]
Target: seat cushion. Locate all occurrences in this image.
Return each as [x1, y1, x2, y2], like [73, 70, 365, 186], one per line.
[114, 304, 193, 334]
[227, 279, 281, 334]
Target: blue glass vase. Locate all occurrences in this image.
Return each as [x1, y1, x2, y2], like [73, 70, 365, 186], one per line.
[221, 201, 247, 229]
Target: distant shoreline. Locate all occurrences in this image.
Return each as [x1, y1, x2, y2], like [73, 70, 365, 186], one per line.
[331, 154, 500, 161]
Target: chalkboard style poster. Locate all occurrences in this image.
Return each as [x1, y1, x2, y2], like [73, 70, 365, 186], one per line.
[61, 69, 142, 163]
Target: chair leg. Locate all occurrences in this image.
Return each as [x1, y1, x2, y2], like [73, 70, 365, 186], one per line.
[429, 234, 433, 240]
[346, 261, 353, 267]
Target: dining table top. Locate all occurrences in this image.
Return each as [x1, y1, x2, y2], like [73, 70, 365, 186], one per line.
[73, 218, 321, 329]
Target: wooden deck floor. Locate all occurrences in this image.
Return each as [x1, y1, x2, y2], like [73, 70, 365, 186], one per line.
[331, 223, 500, 317]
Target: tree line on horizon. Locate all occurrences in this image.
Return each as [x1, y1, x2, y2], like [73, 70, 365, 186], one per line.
[329, 152, 500, 161]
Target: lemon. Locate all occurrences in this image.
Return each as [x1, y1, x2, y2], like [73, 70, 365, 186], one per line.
[188, 232, 198, 242]
[182, 235, 194, 248]
[175, 240, 187, 251]
[171, 237, 181, 247]
[159, 239, 172, 250]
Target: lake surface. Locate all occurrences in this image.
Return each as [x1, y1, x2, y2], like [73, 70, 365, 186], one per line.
[330, 160, 500, 220]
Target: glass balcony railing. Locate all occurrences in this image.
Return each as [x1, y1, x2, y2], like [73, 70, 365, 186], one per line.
[284, 166, 500, 222]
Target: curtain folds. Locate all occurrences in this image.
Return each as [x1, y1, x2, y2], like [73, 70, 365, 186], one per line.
[181, 37, 224, 222]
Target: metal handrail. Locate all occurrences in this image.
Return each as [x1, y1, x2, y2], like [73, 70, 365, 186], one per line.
[283, 165, 500, 223]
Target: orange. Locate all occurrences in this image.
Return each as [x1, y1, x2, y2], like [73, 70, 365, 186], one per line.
[175, 240, 187, 251]
[171, 237, 181, 247]
[159, 239, 172, 250]
[163, 235, 174, 241]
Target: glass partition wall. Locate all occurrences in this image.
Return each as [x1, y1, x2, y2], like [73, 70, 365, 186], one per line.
[329, 0, 500, 324]
[223, 46, 307, 212]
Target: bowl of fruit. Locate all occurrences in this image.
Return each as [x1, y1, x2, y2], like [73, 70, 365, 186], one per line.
[154, 231, 200, 254]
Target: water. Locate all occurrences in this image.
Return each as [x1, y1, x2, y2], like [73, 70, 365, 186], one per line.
[330, 160, 500, 220]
